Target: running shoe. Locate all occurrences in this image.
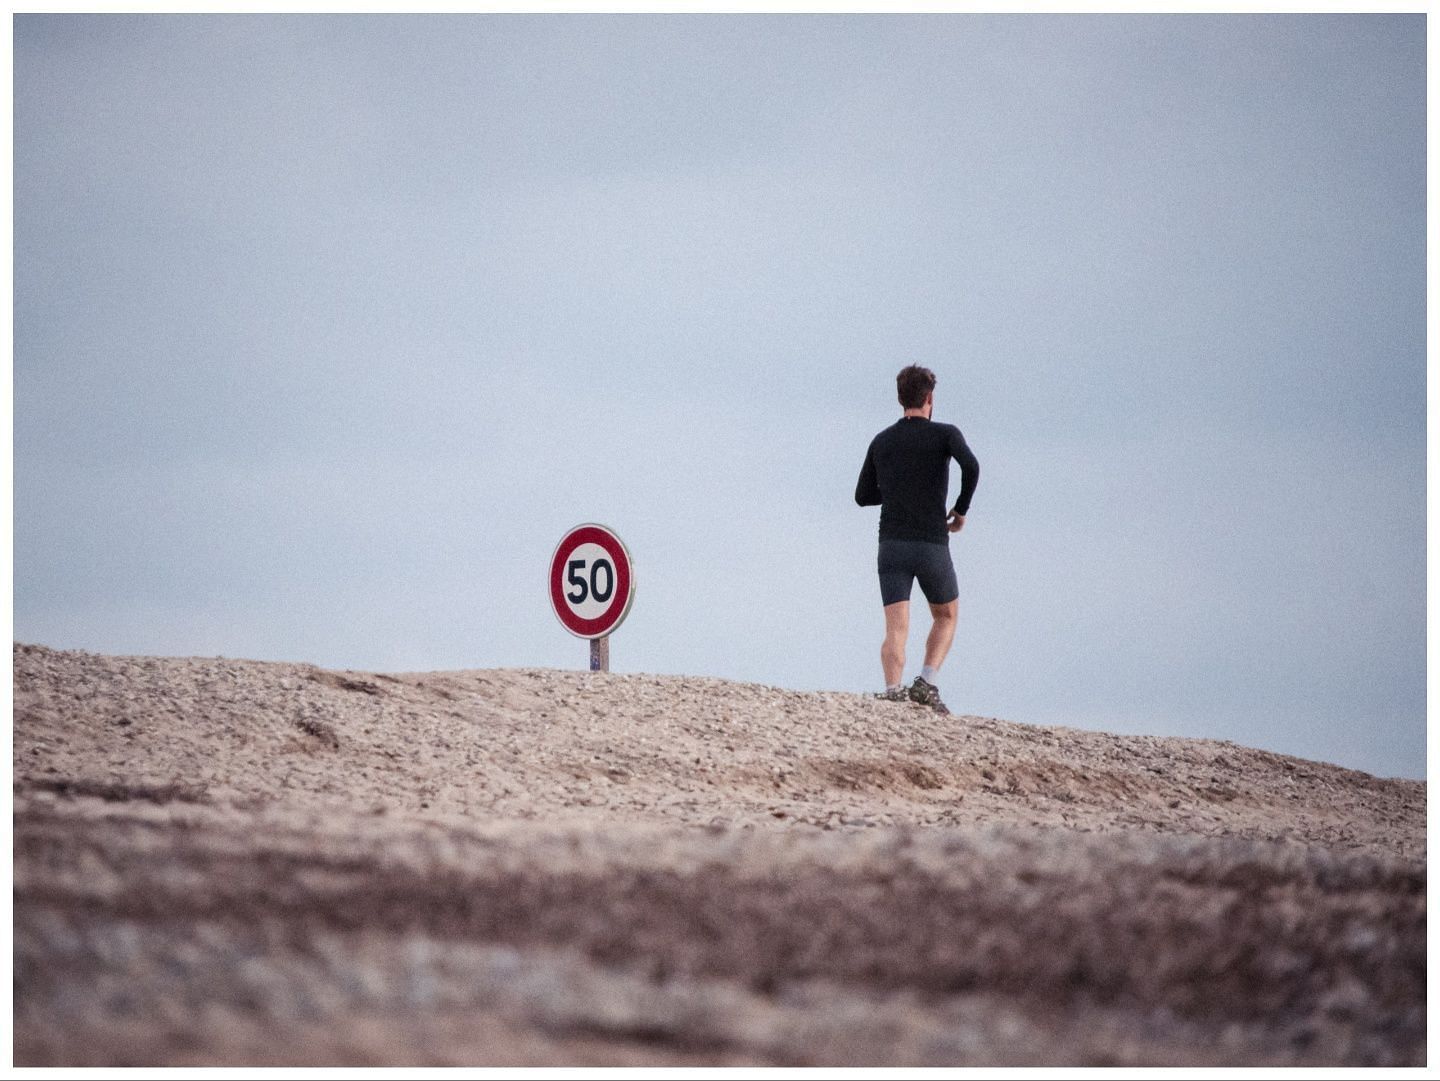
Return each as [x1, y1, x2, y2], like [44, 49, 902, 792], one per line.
[908, 676, 950, 715]
[873, 686, 909, 703]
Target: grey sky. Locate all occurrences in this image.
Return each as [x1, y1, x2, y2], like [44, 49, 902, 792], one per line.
[15, 15, 1425, 778]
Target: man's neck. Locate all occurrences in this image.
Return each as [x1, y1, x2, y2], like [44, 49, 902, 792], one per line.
[902, 408, 930, 419]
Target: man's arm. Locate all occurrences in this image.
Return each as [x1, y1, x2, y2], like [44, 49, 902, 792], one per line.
[855, 443, 881, 506]
[948, 427, 979, 517]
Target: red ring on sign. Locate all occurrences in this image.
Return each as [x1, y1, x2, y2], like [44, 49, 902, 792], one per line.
[549, 525, 633, 638]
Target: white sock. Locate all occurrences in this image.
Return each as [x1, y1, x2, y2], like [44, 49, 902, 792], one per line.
[920, 665, 940, 685]
[886, 683, 903, 693]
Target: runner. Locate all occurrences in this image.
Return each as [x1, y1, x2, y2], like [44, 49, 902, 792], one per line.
[854, 365, 979, 715]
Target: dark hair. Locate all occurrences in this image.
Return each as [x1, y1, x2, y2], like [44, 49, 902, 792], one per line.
[896, 365, 936, 409]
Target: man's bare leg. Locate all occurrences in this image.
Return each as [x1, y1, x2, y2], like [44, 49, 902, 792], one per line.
[923, 599, 959, 672]
[882, 600, 909, 687]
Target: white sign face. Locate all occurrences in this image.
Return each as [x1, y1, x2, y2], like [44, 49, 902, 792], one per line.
[560, 541, 619, 622]
[549, 523, 635, 640]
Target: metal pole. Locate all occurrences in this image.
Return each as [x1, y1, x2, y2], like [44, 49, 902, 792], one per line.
[589, 635, 609, 673]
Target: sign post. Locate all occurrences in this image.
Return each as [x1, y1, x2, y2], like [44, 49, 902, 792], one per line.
[549, 523, 635, 673]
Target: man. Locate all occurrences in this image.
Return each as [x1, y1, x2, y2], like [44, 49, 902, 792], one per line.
[854, 365, 979, 715]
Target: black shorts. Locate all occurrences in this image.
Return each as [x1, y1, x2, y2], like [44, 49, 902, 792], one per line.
[878, 539, 958, 606]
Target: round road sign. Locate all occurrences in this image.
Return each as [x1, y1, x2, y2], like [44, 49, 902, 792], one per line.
[549, 523, 635, 639]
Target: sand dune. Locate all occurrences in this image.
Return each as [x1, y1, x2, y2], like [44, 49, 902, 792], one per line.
[12, 642, 1425, 1065]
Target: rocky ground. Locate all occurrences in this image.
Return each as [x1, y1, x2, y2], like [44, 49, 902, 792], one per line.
[12, 642, 1426, 1065]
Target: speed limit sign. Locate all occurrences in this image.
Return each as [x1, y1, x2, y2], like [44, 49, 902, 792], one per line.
[549, 524, 635, 655]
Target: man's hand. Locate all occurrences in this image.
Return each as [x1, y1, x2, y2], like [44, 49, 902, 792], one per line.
[947, 512, 966, 534]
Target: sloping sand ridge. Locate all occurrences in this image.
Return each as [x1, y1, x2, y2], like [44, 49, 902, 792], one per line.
[13, 642, 1425, 1065]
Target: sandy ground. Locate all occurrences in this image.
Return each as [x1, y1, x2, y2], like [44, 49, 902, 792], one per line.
[12, 642, 1426, 1066]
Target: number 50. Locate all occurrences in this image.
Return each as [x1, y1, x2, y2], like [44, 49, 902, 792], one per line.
[566, 557, 614, 604]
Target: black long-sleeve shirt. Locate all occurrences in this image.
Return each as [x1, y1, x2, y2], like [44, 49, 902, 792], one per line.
[854, 416, 979, 543]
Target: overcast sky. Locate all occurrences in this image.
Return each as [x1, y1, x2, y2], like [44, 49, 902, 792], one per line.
[14, 14, 1425, 778]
